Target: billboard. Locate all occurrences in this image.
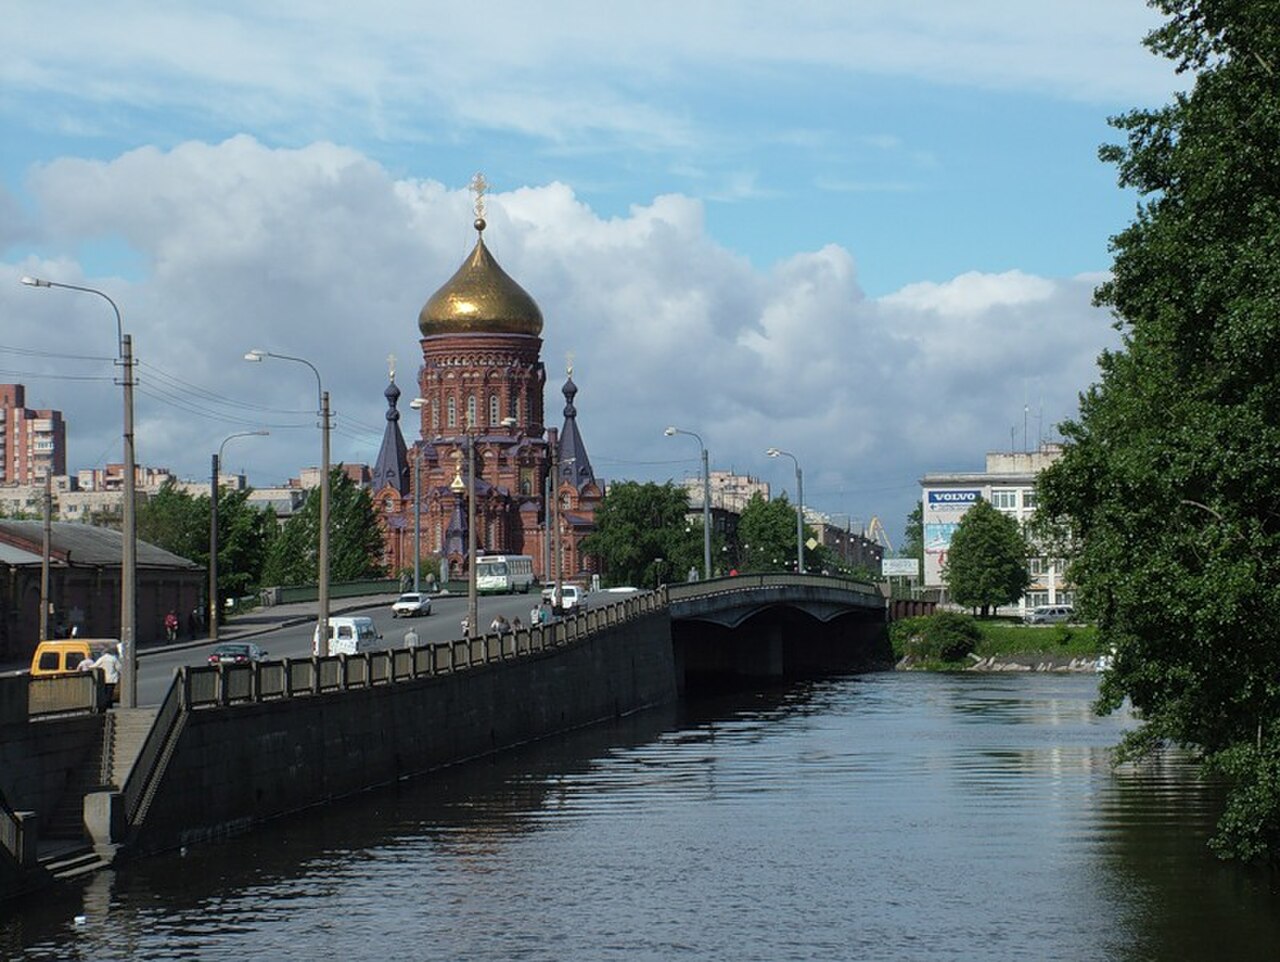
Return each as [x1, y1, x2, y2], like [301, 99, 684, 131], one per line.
[882, 558, 920, 577]
[923, 488, 983, 586]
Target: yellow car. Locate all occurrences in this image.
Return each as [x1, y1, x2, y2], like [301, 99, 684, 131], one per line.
[29, 639, 119, 677]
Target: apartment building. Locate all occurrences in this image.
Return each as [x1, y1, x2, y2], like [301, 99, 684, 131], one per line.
[0, 384, 66, 485]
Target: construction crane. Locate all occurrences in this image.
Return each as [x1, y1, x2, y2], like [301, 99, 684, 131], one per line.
[865, 516, 893, 553]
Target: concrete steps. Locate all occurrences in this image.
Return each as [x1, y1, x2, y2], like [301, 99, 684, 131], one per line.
[39, 844, 112, 880]
[106, 708, 158, 787]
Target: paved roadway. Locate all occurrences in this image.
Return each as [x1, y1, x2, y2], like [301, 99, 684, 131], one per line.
[136, 590, 635, 707]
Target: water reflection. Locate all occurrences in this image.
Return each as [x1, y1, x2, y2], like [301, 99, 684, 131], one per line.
[3, 674, 1280, 961]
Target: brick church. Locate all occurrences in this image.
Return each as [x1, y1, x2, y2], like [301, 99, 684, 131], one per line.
[371, 193, 602, 584]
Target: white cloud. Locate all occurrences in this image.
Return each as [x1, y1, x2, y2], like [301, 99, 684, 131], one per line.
[1, 2, 1178, 155]
[4, 138, 1118, 538]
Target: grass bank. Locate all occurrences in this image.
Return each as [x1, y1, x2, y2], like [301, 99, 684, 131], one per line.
[890, 614, 1101, 666]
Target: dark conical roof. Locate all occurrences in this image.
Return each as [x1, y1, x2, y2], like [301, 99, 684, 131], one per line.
[371, 376, 410, 496]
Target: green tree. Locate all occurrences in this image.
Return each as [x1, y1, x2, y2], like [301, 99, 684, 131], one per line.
[943, 499, 1028, 617]
[136, 481, 205, 561]
[1037, 1, 1280, 862]
[580, 481, 701, 587]
[736, 492, 820, 573]
[263, 467, 386, 587]
[137, 480, 275, 609]
[902, 503, 924, 560]
[213, 487, 276, 605]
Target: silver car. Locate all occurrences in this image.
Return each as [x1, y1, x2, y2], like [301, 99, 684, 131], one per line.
[391, 592, 432, 617]
[1025, 605, 1073, 625]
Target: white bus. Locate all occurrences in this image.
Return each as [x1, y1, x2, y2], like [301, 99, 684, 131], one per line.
[475, 555, 536, 594]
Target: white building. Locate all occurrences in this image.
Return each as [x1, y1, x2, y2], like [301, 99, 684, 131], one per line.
[679, 470, 770, 513]
[920, 444, 1071, 613]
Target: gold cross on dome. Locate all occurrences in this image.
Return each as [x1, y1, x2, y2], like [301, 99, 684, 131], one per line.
[469, 172, 489, 219]
[566, 351, 575, 378]
[387, 353, 397, 380]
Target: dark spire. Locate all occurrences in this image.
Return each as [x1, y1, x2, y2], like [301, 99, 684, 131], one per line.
[557, 370, 596, 490]
[371, 375, 410, 496]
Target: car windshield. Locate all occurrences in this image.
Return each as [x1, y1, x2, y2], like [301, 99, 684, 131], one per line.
[215, 645, 248, 656]
[398, 594, 421, 603]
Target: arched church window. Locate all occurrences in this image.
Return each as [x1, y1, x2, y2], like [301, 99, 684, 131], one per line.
[431, 399, 439, 431]
[489, 395, 499, 425]
[447, 397, 457, 428]
[467, 395, 477, 428]
[516, 397, 522, 424]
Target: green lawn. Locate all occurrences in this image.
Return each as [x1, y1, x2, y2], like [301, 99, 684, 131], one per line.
[890, 614, 1100, 661]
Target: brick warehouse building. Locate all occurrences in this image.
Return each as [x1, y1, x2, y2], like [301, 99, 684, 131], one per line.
[371, 207, 601, 583]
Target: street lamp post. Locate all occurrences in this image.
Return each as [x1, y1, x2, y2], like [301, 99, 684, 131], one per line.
[409, 398, 429, 593]
[210, 430, 268, 640]
[767, 447, 804, 574]
[22, 275, 138, 706]
[664, 426, 712, 580]
[245, 349, 330, 654]
[448, 425, 479, 636]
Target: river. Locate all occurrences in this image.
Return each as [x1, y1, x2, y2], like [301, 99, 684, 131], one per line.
[4, 672, 1279, 960]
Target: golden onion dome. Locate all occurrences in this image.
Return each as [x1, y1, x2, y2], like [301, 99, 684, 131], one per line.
[419, 225, 543, 337]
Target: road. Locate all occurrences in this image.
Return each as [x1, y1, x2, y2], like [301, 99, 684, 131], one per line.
[135, 590, 628, 706]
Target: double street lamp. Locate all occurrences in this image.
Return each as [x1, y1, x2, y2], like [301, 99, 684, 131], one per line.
[409, 398, 428, 594]
[21, 275, 138, 707]
[767, 447, 804, 574]
[244, 349, 331, 654]
[209, 430, 268, 640]
[664, 426, 712, 580]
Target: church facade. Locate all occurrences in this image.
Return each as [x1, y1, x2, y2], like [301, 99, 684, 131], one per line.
[371, 202, 602, 584]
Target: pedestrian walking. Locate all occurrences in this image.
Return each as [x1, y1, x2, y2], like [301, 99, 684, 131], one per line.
[403, 626, 420, 649]
[164, 609, 179, 642]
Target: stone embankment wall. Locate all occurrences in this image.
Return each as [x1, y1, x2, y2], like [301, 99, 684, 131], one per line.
[133, 611, 676, 854]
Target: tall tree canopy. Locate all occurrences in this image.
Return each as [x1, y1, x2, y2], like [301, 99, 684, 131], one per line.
[580, 481, 703, 587]
[736, 492, 821, 573]
[1037, 0, 1280, 862]
[262, 467, 385, 586]
[943, 500, 1029, 617]
[136, 480, 274, 607]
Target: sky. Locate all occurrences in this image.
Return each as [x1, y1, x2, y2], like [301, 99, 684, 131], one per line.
[0, 1, 1184, 547]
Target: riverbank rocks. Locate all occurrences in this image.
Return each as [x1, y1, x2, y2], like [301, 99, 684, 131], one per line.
[895, 655, 1103, 673]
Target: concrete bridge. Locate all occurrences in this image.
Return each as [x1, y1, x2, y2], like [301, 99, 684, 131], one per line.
[1, 574, 887, 900]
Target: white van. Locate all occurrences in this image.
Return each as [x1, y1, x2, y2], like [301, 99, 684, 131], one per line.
[312, 616, 382, 656]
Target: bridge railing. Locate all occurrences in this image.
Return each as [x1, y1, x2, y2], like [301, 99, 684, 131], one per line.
[178, 589, 665, 710]
[665, 572, 880, 604]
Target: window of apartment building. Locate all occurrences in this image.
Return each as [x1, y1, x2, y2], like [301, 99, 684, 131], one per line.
[991, 489, 1018, 510]
[1022, 489, 1037, 510]
[1026, 591, 1049, 608]
[1028, 557, 1043, 577]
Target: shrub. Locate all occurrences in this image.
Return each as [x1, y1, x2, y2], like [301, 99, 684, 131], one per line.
[902, 612, 981, 663]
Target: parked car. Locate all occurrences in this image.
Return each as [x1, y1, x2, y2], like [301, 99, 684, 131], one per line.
[1025, 605, 1074, 625]
[391, 592, 432, 617]
[207, 642, 267, 665]
[30, 639, 119, 677]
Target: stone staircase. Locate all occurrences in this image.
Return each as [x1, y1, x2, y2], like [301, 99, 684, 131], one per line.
[37, 708, 158, 844]
[31, 708, 158, 883]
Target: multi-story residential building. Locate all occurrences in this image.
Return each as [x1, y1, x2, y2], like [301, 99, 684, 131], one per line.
[808, 518, 885, 574]
[679, 470, 770, 513]
[77, 463, 175, 493]
[0, 384, 66, 485]
[920, 444, 1069, 613]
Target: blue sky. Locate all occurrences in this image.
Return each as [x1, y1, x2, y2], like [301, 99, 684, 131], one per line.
[0, 1, 1182, 544]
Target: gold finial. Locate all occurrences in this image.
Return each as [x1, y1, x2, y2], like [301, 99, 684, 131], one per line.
[566, 351, 575, 378]
[469, 172, 489, 232]
[387, 353, 397, 381]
